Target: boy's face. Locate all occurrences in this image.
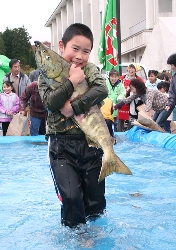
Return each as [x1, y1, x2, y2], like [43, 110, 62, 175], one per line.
[58, 35, 92, 68]
[109, 73, 119, 85]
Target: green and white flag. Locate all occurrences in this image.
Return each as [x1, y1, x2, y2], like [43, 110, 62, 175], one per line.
[98, 0, 119, 72]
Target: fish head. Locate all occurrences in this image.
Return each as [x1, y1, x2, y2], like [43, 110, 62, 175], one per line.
[34, 41, 70, 81]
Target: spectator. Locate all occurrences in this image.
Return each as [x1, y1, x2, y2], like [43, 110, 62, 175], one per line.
[106, 69, 126, 132]
[29, 69, 40, 82]
[0, 81, 19, 136]
[100, 97, 116, 143]
[0, 55, 10, 93]
[118, 64, 144, 131]
[114, 78, 168, 131]
[159, 73, 170, 83]
[157, 53, 176, 130]
[157, 81, 172, 133]
[3, 59, 31, 97]
[145, 70, 161, 90]
[20, 81, 47, 136]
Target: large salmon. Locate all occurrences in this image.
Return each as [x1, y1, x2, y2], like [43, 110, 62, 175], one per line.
[34, 41, 132, 182]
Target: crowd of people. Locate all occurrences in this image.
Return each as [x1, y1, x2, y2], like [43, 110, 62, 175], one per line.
[0, 22, 176, 230]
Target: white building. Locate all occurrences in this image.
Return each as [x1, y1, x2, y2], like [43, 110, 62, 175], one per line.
[45, 0, 176, 71]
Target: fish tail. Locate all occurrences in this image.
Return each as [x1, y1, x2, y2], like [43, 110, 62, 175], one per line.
[98, 152, 132, 183]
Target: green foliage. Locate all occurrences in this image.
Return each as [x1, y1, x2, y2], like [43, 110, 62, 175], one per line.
[0, 32, 6, 54]
[1, 26, 37, 69]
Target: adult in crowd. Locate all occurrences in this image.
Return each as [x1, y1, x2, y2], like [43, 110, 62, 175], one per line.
[19, 81, 48, 136]
[3, 59, 31, 97]
[156, 53, 176, 129]
[114, 78, 169, 131]
[0, 55, 10, 93]
[117, 64, 144, 131]
[29, 69, 40, 82]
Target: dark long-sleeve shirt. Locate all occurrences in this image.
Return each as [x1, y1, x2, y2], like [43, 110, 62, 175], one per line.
[20, 81, 47, 119]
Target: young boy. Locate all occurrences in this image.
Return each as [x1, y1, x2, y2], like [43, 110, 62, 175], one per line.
[38, 23, 108, 228]
[106, 69, 126, 132]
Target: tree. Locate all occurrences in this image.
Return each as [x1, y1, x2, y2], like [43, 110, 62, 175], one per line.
[0, 32, 6, 54]
[2, 28, 13, 58]
[2, 26, 36, 69]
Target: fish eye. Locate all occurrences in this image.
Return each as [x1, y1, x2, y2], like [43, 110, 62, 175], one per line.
[45, 56, 50, 60]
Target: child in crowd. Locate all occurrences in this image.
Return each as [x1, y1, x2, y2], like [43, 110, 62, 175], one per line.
[114, 78, 168, 130]
[159, 73, 170, 82]
[0, 81, 19, 136]
[100, 97, 116, 143]
[38, 23, 108, 228]
[106, 69, 126, 132]
[157, 81, 172, 133]
[145, 70, 161, 89]
[155, 53, 176, 129]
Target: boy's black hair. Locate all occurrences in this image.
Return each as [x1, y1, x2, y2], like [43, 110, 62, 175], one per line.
[167, 53, 176, 66]
[3, 80, 16, 93]
[157, 81, 170, 92]
[130, 78, 146, 95]
[109, 68, 119, 77]
[148, 70, 158, 77]
[62, 23, 94, 49]
[9, 59, 20, 69]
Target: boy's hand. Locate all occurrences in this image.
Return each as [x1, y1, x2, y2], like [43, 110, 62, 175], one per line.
[68, 64, 85, 88]
[60, 100, 74, 118]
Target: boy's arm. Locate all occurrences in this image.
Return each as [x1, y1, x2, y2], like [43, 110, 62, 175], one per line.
[70, 63, 108, 115]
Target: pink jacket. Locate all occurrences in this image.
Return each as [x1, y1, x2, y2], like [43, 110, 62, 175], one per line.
[0, 92, 19, 122]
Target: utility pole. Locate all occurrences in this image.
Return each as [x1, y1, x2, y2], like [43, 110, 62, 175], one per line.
[116, 0, 122, 75]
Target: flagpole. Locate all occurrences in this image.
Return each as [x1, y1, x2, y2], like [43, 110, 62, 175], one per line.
[116, 0, 122, 76]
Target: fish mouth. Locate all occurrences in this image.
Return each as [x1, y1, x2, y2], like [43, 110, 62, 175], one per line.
[34, 41, 49, 79]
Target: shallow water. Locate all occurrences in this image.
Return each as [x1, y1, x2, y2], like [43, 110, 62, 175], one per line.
[0, 135, 176, 250]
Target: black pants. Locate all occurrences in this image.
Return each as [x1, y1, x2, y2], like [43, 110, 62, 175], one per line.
[2, 122, 10, 136]
[39, 118, 46, 135]
[49, 134, 106, 228]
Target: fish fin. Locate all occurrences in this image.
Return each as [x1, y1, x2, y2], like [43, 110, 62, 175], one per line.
[98, 152, 132, 183]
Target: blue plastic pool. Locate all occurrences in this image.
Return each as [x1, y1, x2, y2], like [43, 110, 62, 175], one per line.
[0, 135, 176, 250]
